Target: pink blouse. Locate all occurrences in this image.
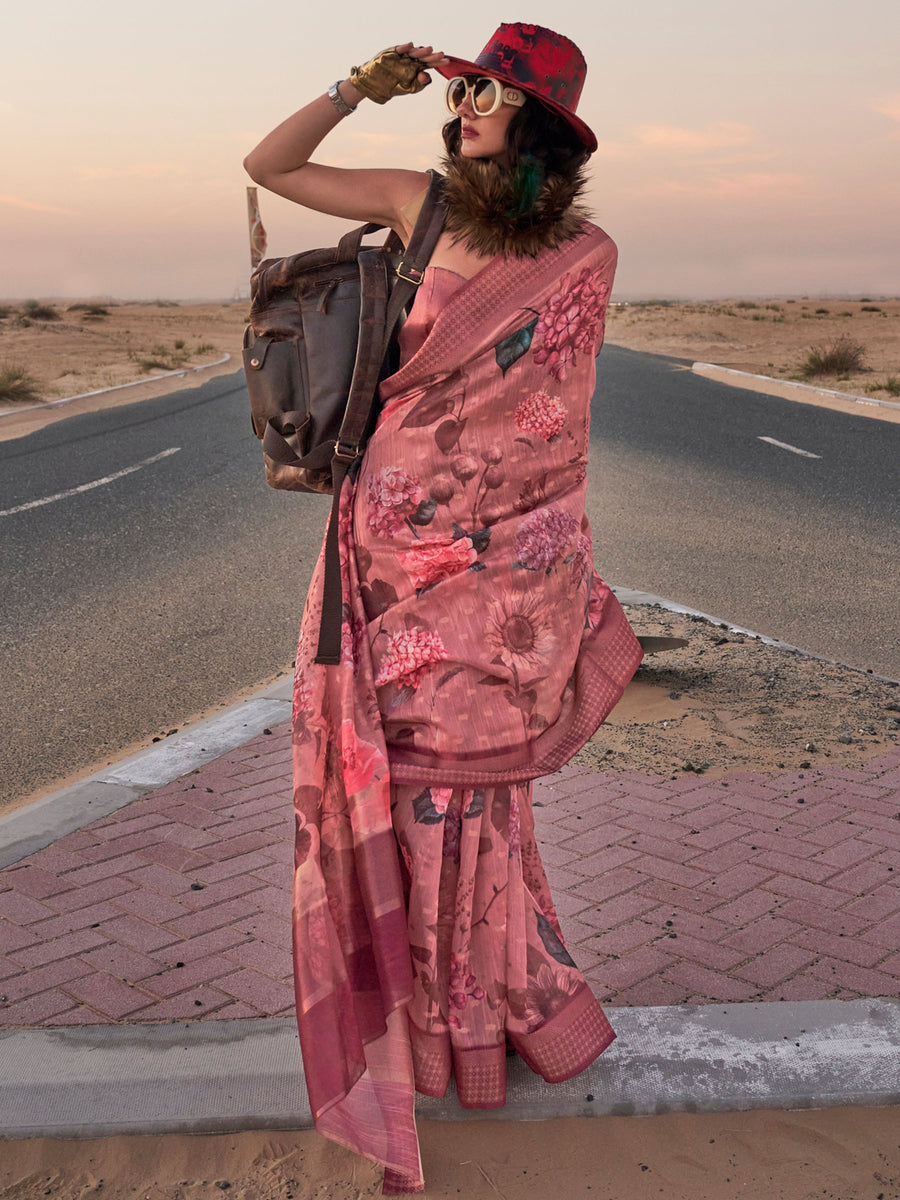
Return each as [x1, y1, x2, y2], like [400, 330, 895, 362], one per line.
[398, 266, 466, 367]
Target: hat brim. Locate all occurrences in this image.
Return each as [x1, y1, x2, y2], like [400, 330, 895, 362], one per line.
[435, 56, 597, 153]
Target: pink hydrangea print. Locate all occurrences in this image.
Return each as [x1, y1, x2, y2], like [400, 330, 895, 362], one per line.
[514, 505, 579, 571]
[398, 534, 477, 591]
[532, 267, 609, 381]
[514, 389, 568, 441]
[373, 627, 448, 690]
[364, 466, 424, 538]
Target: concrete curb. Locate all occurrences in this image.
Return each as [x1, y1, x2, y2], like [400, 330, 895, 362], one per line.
[0, 677, 292, 871]
[2, 999, 898, 1139]
[691, 361, 900, 413]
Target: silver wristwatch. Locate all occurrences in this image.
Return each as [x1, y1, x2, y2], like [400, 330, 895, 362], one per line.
[327, 80, 356, 118]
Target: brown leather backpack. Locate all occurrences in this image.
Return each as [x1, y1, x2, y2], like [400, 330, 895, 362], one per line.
[242, 172, 445, 662]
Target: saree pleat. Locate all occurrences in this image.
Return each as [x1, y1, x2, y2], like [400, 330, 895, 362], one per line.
[291, 223, 643, 1193]
[393, 781, 615, 1110]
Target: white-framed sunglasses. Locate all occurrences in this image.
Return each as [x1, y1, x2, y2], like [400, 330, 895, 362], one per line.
[444, 76, 526, 117]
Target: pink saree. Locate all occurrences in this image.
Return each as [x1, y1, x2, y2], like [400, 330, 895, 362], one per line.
[290, 222, 642, 1192]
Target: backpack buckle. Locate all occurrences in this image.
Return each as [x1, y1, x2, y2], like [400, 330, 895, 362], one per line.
[395, 260, 425, 285]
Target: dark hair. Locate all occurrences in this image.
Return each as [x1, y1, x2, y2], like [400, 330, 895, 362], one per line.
[441, 94, 590, 180]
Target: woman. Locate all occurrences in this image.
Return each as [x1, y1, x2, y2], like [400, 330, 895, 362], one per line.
[244, 24, 642, 1194]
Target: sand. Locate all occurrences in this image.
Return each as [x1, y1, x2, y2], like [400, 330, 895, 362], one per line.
[2, 1109, 899, 1199]
[588, 604, 900, 778]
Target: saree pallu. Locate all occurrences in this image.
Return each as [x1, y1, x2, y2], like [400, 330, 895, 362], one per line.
[291, 222, 643, 1193]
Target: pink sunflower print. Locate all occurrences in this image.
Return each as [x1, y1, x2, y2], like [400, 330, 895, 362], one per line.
[373, 627, 448, 690]
[514, 389, 568, 441]
[514, 505, 579, 571]
[533, 267, 609, 381]
[364, 466, 424, 538]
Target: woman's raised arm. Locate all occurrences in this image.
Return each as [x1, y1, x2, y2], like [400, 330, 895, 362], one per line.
[243, 43, 447, 234]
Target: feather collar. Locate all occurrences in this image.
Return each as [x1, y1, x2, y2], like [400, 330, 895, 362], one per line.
[440, 154, 590, 259]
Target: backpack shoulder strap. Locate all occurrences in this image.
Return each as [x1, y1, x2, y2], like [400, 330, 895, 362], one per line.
[382, 171, 446, 352]
[314, 175, 446, 665]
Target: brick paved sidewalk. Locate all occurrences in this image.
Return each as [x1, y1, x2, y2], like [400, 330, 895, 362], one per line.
[2, 726, 899, 1028]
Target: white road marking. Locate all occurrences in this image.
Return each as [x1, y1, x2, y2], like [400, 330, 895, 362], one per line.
[0, 447, 181, 518]
[757, 436, 821, 459]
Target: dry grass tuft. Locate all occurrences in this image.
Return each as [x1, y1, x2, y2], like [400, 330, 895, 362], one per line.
[0, 365, 42, 404]
[800, 335, 866, 379]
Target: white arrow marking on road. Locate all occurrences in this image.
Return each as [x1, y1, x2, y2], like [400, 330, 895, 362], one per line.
[757, 436, 821, 459]
[0, 447, 181, 518]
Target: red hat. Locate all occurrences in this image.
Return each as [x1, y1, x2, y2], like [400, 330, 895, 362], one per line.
[436, 22, 597, 152]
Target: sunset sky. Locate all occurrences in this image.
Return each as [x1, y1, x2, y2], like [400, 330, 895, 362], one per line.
[3, 0, 899, 300]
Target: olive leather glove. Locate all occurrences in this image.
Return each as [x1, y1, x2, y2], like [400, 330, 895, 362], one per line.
[350, 47, 429, 103]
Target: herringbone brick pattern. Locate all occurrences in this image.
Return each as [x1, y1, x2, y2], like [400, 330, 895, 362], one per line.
[1, 727, 898, 1027]
[538, 749, 900, 1006]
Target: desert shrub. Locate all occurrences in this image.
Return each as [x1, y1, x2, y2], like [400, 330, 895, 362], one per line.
[881, 376, 900, 396]
[152, 299, 180, 308]
[735, 300, 758, 309]
[815, 308, 829, 315]
[0, 364, 42, 403]
[800, 336, 866, 379]
[174, 339, 186, 350]
[134, 341, 194, 372]
[0, 304, 12, 319]
[860, 305, 882, 312]
[766, 303, 782, 311]
[21, 300, 59, 321]
[132, 344, 175, 371]
[68, 302, 110, 317]
[195, 342, 216, 355]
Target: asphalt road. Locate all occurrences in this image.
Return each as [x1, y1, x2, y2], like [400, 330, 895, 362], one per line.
[2, 351, 898, 806]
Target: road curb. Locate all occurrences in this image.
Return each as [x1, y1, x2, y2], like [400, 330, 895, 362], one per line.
[2, 999, 897, 1139]
[691, 361, 900, 413]
[0, 678, 291, 871]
